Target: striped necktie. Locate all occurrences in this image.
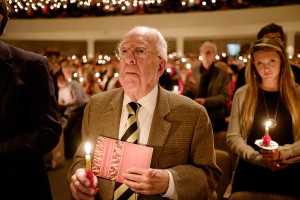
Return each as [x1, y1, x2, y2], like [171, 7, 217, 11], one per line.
[114, 102, 140, 200]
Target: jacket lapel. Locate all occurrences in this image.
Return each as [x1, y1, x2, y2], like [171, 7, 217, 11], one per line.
[100, 89, 124, 140]
[147, 86, 171, 166]
[208, 65, 218, 94]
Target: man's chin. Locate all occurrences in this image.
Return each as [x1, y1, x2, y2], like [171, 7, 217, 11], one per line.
[123, 83, 140, 90]
[121, 77, 140, 87]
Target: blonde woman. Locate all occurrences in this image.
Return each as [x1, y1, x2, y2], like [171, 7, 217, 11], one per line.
[227, 38, 300, 198]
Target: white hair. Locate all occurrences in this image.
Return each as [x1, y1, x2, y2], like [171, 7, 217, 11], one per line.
[155, 28, 168, 61]
[121, 26, 168, 61]
[200, 40, 218, 54]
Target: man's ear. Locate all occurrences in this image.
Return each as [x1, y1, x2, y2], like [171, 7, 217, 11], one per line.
[158, 57, 167, 76]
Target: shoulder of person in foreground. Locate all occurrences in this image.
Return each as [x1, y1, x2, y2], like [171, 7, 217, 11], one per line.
[89, 87, 123, 103]
[0, 44, 62, 156]
[8, 44, 48, 63]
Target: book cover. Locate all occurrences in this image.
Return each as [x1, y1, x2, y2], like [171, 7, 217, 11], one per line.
[92, 136, 153, 183]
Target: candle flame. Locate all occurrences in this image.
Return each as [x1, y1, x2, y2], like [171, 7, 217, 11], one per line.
[85, 142, 91, 155]
[265, 120, 272, 128]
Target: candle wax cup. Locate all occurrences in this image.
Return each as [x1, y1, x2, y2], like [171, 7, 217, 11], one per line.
[262, 135, 271, 147]
[85, 169, 98, 191]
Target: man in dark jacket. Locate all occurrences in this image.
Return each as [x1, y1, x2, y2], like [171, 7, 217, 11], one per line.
[183, 40, 230, 132]
[0, 1, 62, 199]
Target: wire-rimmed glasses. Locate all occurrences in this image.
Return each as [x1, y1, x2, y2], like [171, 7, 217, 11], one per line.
[115, 46, 155, 59]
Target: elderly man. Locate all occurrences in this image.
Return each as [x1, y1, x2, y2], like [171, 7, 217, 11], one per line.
[0, 0, 62, 199]
[68, 26, 221, 200]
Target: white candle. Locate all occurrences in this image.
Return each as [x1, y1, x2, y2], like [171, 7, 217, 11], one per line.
[85, 142, 91, 170]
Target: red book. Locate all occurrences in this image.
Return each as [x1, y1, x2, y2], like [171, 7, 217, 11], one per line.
[92, 136, 153, 183]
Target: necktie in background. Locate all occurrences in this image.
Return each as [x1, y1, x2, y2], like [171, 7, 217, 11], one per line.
[114, 102, 140, 200]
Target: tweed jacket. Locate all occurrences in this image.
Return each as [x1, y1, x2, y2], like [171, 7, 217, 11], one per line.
[0, 41, 62, 199]
[227, 84, 300, 166]
[68, 86, 222, 200]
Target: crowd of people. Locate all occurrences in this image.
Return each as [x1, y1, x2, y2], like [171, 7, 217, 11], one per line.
[2, 0, 300, 198]
[44, 24, 300, 160]
[50, 24, 300, 200]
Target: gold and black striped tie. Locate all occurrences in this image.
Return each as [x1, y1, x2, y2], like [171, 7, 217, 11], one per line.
[114, 102, 140, 200]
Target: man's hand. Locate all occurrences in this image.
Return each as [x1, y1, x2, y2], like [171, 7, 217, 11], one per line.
[70, 168, 98, 200]
[186, 77, 196, 91]
[122, 167, 169, 195]
[194, 98, 206, 105]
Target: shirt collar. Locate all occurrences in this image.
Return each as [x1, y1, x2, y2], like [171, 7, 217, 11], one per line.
[123, 85, 158, 114]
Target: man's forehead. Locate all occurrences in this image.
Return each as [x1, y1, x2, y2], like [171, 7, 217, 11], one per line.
[121, 34, 151, 47]
[264, 32, 282, 38]
[201, 45, 214, 52]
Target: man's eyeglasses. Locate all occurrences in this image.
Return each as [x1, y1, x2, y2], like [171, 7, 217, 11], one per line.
[115, 46, 155, 59]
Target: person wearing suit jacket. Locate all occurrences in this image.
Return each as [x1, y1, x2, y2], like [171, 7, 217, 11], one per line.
[182, 41, 230, 132]
[0, 1, 62, 199]
[68, 26, 221, 200]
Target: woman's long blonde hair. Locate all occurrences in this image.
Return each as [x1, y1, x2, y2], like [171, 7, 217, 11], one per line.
[242, 38, 300, 140]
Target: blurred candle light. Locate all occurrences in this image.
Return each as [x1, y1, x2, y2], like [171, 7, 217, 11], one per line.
[173, 85, 179, 91]
[172, 85, 180, 94]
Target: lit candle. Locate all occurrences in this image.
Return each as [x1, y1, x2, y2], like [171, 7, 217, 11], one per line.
[263, 120, 272, 146]
[85, 142, 91, 170]
[265, 120, 271, 136]
[84, 142, 98, 191]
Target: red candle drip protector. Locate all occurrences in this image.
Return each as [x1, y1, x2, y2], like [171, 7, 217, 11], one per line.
[85, 169, 99, 192]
